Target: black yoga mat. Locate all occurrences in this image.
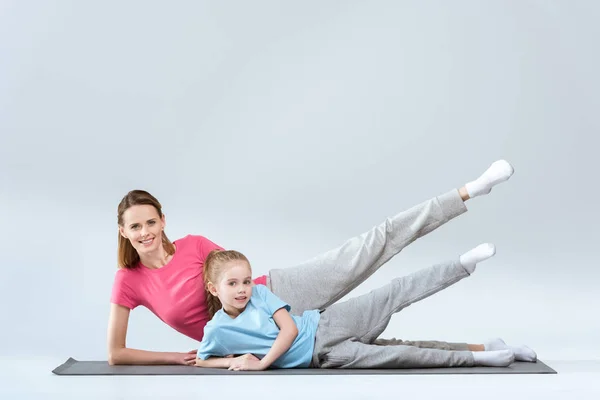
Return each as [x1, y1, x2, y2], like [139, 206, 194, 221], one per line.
[52, 357, 557, 375]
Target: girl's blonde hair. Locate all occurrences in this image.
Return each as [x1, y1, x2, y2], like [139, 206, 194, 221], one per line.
[116, 190, 175, 269]
[204, 249, 251, 318]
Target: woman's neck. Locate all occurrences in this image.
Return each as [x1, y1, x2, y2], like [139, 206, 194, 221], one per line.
[139, 247, 173, 270]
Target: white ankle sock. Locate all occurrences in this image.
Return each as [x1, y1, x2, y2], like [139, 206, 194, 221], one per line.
[465, 160, 514, 198]
[472, 349, 514, 367]
[459, 243, 496, 274]
[484, 338, 537, 362]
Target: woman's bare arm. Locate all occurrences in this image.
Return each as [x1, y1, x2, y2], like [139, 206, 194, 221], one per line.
[107, 303, 196, 366]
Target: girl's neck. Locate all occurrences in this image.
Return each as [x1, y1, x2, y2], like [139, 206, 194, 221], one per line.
[222, 304, 245, 318]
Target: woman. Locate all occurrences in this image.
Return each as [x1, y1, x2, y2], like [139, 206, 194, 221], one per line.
[108, 159, 515, 366]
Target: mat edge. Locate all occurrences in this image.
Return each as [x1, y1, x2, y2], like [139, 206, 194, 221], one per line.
[52, 357, 77, 375]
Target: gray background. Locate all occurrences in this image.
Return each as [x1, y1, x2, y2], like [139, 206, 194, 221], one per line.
[1, 0, 598, 363]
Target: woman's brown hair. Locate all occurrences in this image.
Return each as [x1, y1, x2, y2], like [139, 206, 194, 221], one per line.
[117, 190, 175, 269]
[204, 249, 251, 318]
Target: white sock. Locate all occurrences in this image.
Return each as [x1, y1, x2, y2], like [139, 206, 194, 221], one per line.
[459, 243, 496, 274]
[472, 349, 514, 367]
[484, 338, 537, 362]
[465, 160, 514, 198]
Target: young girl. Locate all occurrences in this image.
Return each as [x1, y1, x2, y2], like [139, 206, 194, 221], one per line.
[195, 247, 537, 370]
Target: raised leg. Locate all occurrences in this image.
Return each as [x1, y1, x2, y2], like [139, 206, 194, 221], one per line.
[268, 189, 467, 314]
[268, 159, 514, 315]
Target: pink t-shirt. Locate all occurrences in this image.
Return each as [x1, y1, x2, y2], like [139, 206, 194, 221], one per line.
[110, 234, 268, 342]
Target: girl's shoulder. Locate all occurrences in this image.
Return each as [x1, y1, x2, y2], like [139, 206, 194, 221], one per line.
[252, 284, 268, 295]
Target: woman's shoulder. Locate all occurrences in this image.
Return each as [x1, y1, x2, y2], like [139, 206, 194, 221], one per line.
[174, 234, 224, 256]
[110, 266, 144, 303]
[113, 265, 142, 283]
[174, 234, 217, 246]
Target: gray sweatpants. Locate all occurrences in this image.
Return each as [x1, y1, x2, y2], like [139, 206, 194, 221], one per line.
[310, 259, 475, 368]
[266, 189, 470, 350]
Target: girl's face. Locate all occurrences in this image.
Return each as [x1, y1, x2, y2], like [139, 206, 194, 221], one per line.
[209, 260, 253, 317]
[119, 205, 166, 257]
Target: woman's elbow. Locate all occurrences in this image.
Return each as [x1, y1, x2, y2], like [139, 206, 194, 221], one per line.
[107, 348, 123, 365]
[107, 352, 117, 366]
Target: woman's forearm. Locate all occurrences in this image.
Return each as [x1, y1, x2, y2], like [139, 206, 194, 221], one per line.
[108, 347, 178, 365]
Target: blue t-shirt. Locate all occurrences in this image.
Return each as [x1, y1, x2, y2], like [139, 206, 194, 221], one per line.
[197, 285, 321, 368]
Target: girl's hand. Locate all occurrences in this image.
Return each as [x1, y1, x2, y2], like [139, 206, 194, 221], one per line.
[228, 354, 266, 371]
[232, 353, 259, 362]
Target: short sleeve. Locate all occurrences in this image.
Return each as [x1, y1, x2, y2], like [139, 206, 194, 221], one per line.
[110, 270, 139, 309]
[254, 285, 290, 316]
[195, 235, 225, 259]
[197, 326, 227, 360]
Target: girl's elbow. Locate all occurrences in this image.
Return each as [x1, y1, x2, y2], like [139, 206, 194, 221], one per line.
[289, 325, 299, 339]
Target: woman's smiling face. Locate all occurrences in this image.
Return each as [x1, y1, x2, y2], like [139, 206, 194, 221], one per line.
[119, 204, 166, 256]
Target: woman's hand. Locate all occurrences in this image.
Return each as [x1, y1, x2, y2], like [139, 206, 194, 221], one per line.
[172, 349, 197, 366]
[228, 353, 265, 371]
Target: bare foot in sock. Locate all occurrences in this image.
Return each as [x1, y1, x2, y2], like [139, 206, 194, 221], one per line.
[465, 160, 514, 198]
[485, 338, 537, 362]
[459, 243, 496, 274]
[472, 349, 515, 367]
